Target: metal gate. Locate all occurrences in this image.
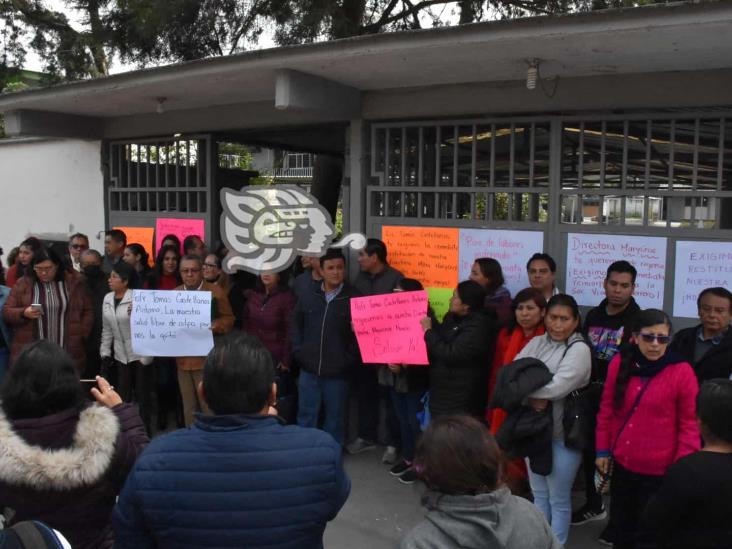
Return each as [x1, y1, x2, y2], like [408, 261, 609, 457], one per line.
[103, 135, 216, 242]
[365, 112, 732, 325]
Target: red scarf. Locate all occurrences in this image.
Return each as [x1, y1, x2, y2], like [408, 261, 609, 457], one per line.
[487, 324, 545, 434]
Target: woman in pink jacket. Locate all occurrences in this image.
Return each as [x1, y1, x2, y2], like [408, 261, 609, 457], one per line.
[595, 309, 700, 549]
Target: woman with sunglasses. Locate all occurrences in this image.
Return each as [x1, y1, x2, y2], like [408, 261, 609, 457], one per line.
[596, 309, 700, 549]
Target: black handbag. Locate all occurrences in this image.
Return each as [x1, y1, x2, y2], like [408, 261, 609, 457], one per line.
[563, 381, 603, 451]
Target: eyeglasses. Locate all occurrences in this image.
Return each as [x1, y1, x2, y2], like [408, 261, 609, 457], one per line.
[202, 263, 218, 268]
[70, 244, 88, 250]
[636, 333, 671, 345]
[33, 265, 58, 274]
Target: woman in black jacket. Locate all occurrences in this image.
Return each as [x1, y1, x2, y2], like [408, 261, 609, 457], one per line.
[420, 280, 497, 419]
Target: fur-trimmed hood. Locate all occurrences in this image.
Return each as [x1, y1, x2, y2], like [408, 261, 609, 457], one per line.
[0, 405, 119, 490]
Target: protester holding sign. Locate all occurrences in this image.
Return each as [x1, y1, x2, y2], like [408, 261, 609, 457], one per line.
[145, 244, 181, 291]
[670, 287, 732, 382]
[175, 254, 234, 426]
[420, 280, 496, 419]
[350, 238, 404, 462]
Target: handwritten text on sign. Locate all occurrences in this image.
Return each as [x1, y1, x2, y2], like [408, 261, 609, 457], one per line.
[131, 290, 214, 357]
[565, 233, 667, 309]
[458, 229, 544, 297]
[673, 241, 732, 318]
[351, 290, 429, 365]
[382, 226, 459, 288]
[155, 218, 205, 254]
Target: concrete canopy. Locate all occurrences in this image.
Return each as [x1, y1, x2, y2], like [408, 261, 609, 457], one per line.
[1, 1, 732, 141]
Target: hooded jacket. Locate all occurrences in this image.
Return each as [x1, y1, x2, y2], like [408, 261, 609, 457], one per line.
[491, 357, 554, 476]
[400, 486, 561, 549]
[425, 310, 496, 418]
[0, 403, 148, 549]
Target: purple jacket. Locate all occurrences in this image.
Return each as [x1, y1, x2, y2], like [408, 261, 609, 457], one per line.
[243, 287, 296, 369]
[0, 403, 148, 549]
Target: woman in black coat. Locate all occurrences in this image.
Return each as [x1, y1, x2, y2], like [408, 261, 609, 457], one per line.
[420, 280, 497, 418]
[0, 340, 148, 549]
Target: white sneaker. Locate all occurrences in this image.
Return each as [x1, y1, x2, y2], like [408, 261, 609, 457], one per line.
[382, 445, 398, 464]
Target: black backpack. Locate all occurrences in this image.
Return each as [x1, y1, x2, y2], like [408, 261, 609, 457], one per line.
[0, 521, 66, 549]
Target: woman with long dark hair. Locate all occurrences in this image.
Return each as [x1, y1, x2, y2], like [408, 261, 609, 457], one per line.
[145, 244, 181, 290]
[5, 237, 42, 287]
[596, 309, 700, 549]
[421, 280, 497, 418]
[512, 294, 591, 546]
[123, 243, 151, 281]
[0, 340, 148, 549]
[402, 415, 560, 549]
[2, 246, 92, 371]
[101, 261, 153, 434]
[143, 244, 182, 430]
[469, 257, 512, 327]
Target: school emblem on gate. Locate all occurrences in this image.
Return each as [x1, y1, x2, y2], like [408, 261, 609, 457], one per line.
[220, 185, 367, 275]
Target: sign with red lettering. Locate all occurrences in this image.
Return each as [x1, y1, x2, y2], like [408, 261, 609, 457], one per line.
[350, 291, 429, 365]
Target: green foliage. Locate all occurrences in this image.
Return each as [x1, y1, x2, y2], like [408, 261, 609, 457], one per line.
[0, 1, 674, 84]
[219, 142, 254, 170]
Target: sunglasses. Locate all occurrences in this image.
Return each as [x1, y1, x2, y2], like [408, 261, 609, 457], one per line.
[636, 332, 671, 345]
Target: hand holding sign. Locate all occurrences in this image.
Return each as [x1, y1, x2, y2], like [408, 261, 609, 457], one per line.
[351, 291, 429, 365]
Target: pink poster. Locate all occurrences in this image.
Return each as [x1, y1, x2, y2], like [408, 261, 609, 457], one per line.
[350, 290, 429, 365]
[155, 218, 205, 254]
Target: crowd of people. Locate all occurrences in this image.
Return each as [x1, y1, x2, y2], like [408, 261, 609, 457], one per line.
[0, 229, 731, 549]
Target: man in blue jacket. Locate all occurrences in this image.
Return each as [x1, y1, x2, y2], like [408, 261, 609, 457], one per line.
[113, 332, 351, 549]
[293, 248, 361, 446]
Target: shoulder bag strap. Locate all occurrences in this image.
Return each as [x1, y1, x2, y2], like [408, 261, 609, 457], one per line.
[610, 376, 654, 454]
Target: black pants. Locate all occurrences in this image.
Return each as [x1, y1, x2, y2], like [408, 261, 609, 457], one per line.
[117, 360, 155, 434]
[355, 365, 399, 446]
[610, 461, 663, 549]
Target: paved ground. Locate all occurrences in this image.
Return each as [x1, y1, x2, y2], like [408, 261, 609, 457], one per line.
[325, 447, 609, 549]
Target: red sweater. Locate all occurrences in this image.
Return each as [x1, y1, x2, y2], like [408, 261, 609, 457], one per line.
[596, 354, 700, 476]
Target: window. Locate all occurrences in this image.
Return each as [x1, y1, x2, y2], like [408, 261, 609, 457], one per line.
[561, 118, 732, 229]
[370, 122, 550, 223]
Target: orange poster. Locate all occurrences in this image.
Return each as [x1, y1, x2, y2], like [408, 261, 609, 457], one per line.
[114, 226, 155, 266]
[382, 226, 459, 289]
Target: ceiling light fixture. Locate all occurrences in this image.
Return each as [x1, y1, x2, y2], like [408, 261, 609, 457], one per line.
[525, 59, 559, 98]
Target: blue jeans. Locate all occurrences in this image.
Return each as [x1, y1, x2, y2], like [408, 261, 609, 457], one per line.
[297, 370, 349, 445]
[390, 389, 422, 462]
[527, 439, 583, 546]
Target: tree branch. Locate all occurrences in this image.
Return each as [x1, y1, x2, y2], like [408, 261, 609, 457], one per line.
[361, 0, 449, 32]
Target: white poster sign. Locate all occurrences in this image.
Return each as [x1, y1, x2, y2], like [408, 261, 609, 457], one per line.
[566, 233, 667, 309]
[673, 241, 732, 318]
[458, 229, 544, 297]
[131, 290, 214, 357]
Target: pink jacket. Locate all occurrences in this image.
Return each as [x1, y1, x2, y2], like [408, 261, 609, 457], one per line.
[596, 354, 700, 476]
